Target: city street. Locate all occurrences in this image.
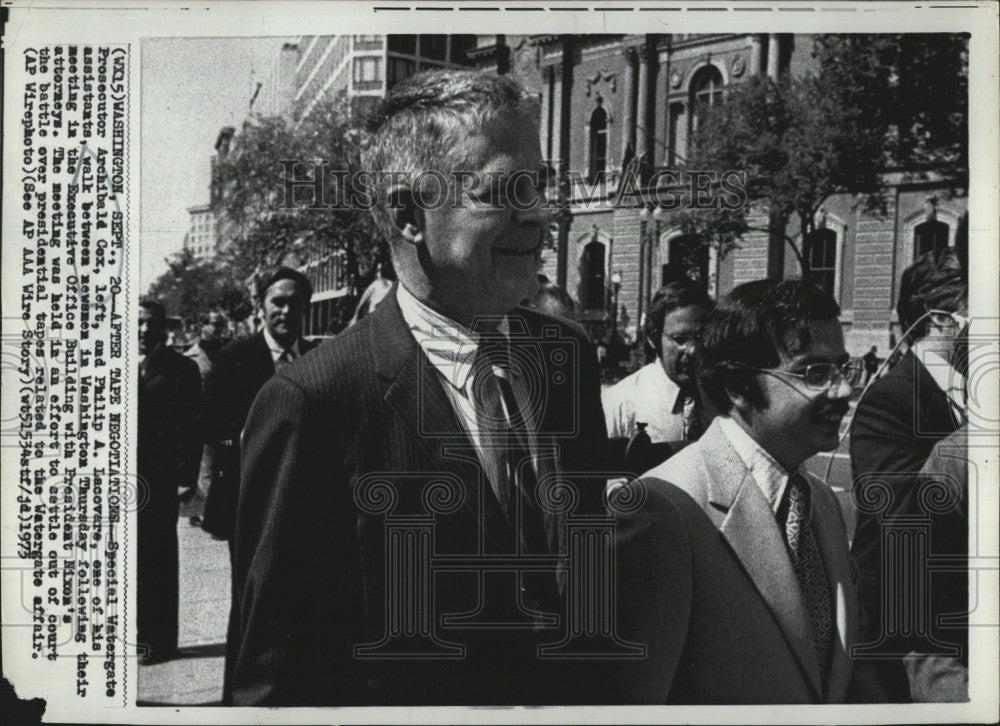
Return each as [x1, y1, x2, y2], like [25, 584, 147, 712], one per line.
[136, 493, 229, 707]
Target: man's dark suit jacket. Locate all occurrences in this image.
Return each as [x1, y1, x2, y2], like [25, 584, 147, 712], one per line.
[201, 332, 316, 540]
[232, 290, 608, 706]
[137, 344, 201, 657]
[850, 349, 962, 700]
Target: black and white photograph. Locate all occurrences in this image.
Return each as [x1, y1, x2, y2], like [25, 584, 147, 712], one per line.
[2, 3, 998, 723]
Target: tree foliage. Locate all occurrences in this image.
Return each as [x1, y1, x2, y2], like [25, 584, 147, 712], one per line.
[814, 33, 968, 176]
[672, 33, 968, 277]
[146, 248, 254, 323]
[212, 93, 389, 293]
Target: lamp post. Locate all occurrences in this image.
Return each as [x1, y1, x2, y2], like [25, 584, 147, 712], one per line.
[610, 269, 623, 339]
[650, 205, 663, 307]
[637, 206, 649, 328]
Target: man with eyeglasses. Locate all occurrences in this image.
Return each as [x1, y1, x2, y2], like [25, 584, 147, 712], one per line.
[602, 280, 716, 472]
[605, 279, 883, 703]
[849, 248, 969, 702]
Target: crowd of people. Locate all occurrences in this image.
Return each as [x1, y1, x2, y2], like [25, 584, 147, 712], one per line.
[137, 69, 971, 706]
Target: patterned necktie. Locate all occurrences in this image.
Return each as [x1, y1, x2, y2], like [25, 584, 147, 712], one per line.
[778, 472, 834, 685]
[470, 334, 549, 554]
[682, 393, 703, 442]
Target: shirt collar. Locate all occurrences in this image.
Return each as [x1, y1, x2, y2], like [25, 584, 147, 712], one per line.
[716, 416, 797, 513]
[262, 326, 300, 362]
[397, 283, 510, 392]
[654, 362, 690, 415]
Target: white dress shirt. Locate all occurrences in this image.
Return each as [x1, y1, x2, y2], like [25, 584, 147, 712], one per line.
[602, 361, 690, 443]
[717, 415, 809, 513]
[262, 326, 301, 366]
[397, 284, 550, 500]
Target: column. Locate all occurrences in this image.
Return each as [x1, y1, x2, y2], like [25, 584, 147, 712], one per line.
[767, 34, 780, 79]
[551, 64, 563, 170]
[620, 47, 636, 160]
[750, 34, 764, 76]
[540, 66, 553, 162]
[557, 48, 574, 289]
[635, 48, 650, 162]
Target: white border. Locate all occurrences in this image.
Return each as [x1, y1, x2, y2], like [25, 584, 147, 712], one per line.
[2, 2, 997, 723]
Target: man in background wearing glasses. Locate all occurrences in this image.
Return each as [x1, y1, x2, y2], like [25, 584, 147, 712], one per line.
[602, 279, 716, 474]
[605, 279, 882, 703]
[849, 248, 969, 702]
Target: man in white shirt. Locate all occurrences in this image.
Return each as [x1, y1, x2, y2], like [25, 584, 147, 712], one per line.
[602, 279, 715, 474]
[233, 70, 607, 706]
[606, 279, 883, 703]
[603, 280, 715, 445]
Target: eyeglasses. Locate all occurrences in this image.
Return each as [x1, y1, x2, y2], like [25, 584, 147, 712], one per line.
[929, 308, 969, 330]
[663, 333, 698, 349]
[760, 359, 865, 390]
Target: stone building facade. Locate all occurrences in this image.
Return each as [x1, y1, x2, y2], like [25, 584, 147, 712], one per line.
[471, 34, 968, 354]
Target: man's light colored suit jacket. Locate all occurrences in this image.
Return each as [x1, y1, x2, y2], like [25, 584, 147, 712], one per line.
[608, 418, 876, 703]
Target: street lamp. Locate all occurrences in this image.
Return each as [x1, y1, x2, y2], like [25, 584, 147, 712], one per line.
[610, 269, 623, 338]
[649, 206, 663, 310]
[637, 206, 650, 328]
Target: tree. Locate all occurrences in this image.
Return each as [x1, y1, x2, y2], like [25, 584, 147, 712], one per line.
[212, 93, 389, 295]
[814, 33, 968, 177]
[673, 33, 968, 279]
[146, 248, 253, 323]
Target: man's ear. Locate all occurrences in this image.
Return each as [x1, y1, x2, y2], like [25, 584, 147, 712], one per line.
[726, 385, 753, 418]
[388, 184, 424, 245]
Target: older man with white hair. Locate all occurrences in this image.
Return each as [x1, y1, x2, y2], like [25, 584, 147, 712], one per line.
[232, 70, 607, 706]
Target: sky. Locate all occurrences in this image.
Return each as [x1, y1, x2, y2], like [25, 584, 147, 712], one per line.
[140, 37, 295, 291]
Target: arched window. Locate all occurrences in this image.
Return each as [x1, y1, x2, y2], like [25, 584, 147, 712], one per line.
[807, 228, 838, 296]
[581, 239, 606, 310]
[662, 234, 709, 289]
[689, 65, 724, 138]
[589, 105, 608, 184]
[914, 219, 950, 256]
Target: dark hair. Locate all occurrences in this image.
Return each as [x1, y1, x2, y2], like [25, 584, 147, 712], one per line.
[139, 298, 167, 324]
[257, 267, 314, 304]
[645, 279, 715, 358]
[897, 249, 967, 339]
[698, 278, 841, 413]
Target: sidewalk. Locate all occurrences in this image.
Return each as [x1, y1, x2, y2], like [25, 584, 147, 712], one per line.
[137, 498, 230, 707]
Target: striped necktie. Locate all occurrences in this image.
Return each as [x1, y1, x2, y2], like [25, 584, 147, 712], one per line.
[470, 333, 549, 554]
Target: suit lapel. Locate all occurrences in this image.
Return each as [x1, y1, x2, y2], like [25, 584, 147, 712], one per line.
[701, 422, 824, 699]
[808, 478, 855, 702]
[506, 315, 564, 556]
[892, 351, 958, 436]
[142, 345, 170, 387]
[251, 332, 276, 377]
[370, 291, 511, 551]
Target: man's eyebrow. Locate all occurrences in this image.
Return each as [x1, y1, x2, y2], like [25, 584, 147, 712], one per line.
[791, 353, 850, 367]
